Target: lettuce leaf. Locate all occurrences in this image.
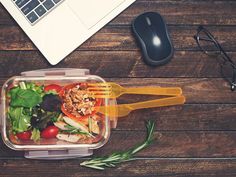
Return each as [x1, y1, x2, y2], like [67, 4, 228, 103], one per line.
[9, 89, 42, 108]
[8, 107, 31, 133]
[31, 128, 41, 142]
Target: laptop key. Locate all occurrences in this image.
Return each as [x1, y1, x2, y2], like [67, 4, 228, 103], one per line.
[21, 0, 40, 15]
[43, 0, 55, 10]
[26, 11, 38, 23]
[53, 0, 61, 4]
[35, 5, 47, 16]
[15, 0, 30, 8]
[13, 0, 64, 25]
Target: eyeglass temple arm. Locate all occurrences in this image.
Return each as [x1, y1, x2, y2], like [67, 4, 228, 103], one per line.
[233, 68, 236, 82]
[197, 37, 215, 42]
[219, 46, 235, 64]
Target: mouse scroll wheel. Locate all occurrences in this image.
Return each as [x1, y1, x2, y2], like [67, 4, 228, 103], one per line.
[145, 17, 152, 26]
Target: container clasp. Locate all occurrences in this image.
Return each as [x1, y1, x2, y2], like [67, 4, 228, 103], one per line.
[25, 149, 93, 160]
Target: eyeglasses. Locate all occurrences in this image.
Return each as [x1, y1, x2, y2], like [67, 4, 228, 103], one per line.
[194, 26, 236, 91]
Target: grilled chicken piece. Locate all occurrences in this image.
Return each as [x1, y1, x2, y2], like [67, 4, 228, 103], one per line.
[63, 116, 89, 133]
[54, 121, 69, 130]
[56, 134, 81, 143]
[90, 119, 100, 134]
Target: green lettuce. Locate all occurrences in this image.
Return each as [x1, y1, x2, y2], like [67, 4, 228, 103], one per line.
[9, 88, 42, 108]
[31, 128, 41, 142]
[8, 107, 31, 133]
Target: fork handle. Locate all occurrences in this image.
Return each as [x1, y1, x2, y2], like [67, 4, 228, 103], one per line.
[127, 96, 186, 111]
[123, 87, 182, 96]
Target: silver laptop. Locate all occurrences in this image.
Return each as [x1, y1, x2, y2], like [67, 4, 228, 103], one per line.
[0, 0, 136, 65]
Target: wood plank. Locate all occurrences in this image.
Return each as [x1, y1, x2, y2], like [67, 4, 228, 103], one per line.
[0, 100, 235, 153]
[0, 51, 236, 78]
[0, 90, 234, 131]
[116, 104, 236, 131]
[0, 131, 235, 158]
[0, 159, 235, 177]
[0, 76, 235, 130]
[0, 25, 236, 51]
[108, 78, 236, 104]
[96, 131, 236, 158]
[0, 0, 235, 176]
[1, 77, 236, 103]
[0, 1, 236, 25]
[112, 0, 236, 26]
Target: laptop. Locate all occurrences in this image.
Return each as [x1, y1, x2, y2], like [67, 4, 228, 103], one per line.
[0, 0, 136, 65]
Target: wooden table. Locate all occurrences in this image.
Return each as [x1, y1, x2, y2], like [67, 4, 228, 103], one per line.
[0, 0, 236, 176]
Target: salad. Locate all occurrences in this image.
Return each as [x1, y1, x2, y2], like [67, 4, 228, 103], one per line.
[7, 82, 103, 144]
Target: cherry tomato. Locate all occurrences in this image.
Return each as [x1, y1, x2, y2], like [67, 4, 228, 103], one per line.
[44, 84, 62, 93]
[16, 131, 32, 140]
[9, 133, 18, 144]
[41, 126, 59, 139]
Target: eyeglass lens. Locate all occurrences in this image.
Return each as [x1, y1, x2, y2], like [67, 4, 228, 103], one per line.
[194, 26, 236, 91]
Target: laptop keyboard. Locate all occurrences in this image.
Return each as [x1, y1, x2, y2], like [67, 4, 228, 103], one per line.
[12, 0, 64, 25]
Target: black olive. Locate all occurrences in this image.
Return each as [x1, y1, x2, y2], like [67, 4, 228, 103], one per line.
[40, 94, 62, 112]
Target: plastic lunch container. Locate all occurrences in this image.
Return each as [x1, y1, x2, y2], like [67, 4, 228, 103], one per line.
[0, 68, 117, 159]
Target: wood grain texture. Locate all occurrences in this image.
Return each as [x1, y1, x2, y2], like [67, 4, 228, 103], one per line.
[0, 0, 236, 25]
[116, 104, 236, 131]
[1, 78, 236, 103]
[0, 159, 235, 177]
[0, 131, 235, 158]
[107, 78, 236, 104]
[0, 25, 236, 51]
[0, 0, 235, 176]
[0, 51, 236, 78]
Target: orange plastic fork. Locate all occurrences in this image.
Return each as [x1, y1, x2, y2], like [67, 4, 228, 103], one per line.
[96, 95, 186, 119]
[87, 82, 182, 98]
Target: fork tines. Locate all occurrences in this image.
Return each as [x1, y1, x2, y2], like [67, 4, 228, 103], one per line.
[87, 83, 112, 98]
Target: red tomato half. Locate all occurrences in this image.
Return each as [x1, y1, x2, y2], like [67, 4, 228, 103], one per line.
[41, 126, 59, 139]
[44, 84, 62, 93]
[59, 83, 102, 120]
[16, 131, 32, 140]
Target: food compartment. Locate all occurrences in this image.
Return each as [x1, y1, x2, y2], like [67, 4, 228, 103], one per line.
[1, 76, 111, 150]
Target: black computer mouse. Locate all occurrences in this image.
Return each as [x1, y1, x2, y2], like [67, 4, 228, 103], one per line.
[132, 12, 174, 66]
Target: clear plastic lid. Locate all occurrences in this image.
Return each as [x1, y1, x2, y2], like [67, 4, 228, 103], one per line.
[0, 69, 117, 159]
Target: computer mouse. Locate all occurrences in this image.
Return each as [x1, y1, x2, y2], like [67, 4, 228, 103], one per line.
[132, 12, 174, 66]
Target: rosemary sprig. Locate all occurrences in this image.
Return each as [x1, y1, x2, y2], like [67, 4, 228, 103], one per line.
[80, 120, 155, 170]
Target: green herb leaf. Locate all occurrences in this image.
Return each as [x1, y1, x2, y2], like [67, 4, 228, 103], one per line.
[63, 125, 91, 136]
[8, 87, 20, 99]
[51, 116, 59, 123]
[31, 128, 41, 142]
[8, 107, 31, 133]
[80, 120, 155, 170]
[25, 82, 44, 96]
[33, 111, 59, 129]
[10, 89, 42, 108]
